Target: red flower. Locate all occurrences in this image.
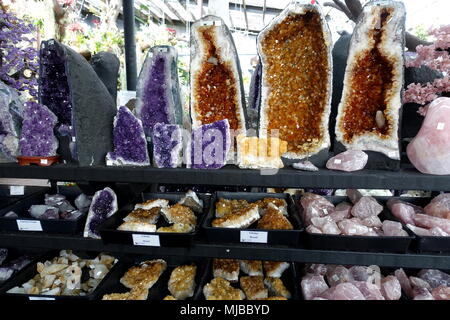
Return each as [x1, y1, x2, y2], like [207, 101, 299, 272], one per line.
[58, 0, 75, 6]
[68, 22, 83, 33]
[92, 19, 100, 27]
[166, 28, 176, 34]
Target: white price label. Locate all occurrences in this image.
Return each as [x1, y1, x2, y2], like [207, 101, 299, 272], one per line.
[106, 160, 113, 166]
[10, 186, 24, 196]
[71, 136, 76, 142]
[29, 297, 55, 301]
[40, 159, 48, 165]
[132, 234, 160, 246]
[157, 47, 168, 53]
[202, 20, 221, 26]
[437, 122, 445, 130]
[334, 159, 342, 164]
[240, 231, 268, 244]
[17, 220, 43, 232]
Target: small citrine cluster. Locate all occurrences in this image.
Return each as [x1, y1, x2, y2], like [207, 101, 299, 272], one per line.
[237, 134, 287, 168]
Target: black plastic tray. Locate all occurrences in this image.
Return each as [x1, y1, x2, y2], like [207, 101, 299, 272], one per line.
[385, 197, 450, 253]
[98, 255, 207, 300]
[99, 193, 210, 247]
[296, 195, 414, 253]
[0, 185, 46, 209]
[203, 192, 303, 246]
[0, 186, 88, 234]
[0, 251, 121, 300]
[194, 259, 299, 300]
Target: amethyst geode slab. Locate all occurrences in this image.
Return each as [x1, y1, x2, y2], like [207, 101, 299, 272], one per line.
[136, 45, 182, 137]
[106, 106, 150, 166]
[189, 119, 231, 169]
[19, 102, 58, 157]
[83, 187, 118, 239]
[151, 123, 182, 168]
[39, 39, 116, 166]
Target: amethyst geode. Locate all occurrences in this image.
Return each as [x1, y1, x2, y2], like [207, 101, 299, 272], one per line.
[189, 119, 230, 169]
[19, 102, 58, 157]
[39, 39, 116, 166]
[151, 123, 182, 168]
[83, 187, 118, 239]
[136, 45, 182, 137]
[106, 106, 150, 166]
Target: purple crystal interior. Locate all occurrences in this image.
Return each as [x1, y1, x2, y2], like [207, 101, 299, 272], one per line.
[19, 101, 58, 157]
[84, 187, 117, 238]
[152, 123, 182, 168]
[190, 119, 230, 169]
[106, 106, 149, 166]
[138, 54, 169, 136]
[39, 41, 71, 125]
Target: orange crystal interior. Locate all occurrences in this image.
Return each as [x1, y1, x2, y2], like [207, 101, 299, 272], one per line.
[260, 11, 330, 155]
[340, 9, 395, 142]
[193, 26, 241, 130]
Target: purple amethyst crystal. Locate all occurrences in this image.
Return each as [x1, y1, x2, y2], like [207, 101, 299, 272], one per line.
[189, 119, 231, 169]
[136, 46, 182, 137]
[83, 187, 118, 239]
[106, 106, 149, 166]
[19, 102, 58, 157]
[151, 123, 182, 168]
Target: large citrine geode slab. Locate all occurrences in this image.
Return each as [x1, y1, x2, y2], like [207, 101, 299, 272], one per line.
[257, 1, 333, 159]
[190, 16, 247, 132]
[335, 0, 405, 160]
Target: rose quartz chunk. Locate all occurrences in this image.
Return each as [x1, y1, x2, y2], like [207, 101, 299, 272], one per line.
[352, 281, 385, 300]
[329, 202, 352, 222]
[326, 150, 368, 172]
[424, 193, 450, 219]
[380, 275, 401, 300]
[301, 193, 334, 225]
[338, 219, 369, 235]
[413, 287, 434, 300]
[306, 225, 323, 234]
[312, 297, 328, 300]
[407, 97, 450, 175]
[413, 214, 450, 233]
[301, 275, 329, 300]
[349, 266, 371, 282]
[382, 220, 408, 237]
[346, 189, 363, 204]
[431, 285, 450, 300]
[387, 198, 422, 225]
[410, 276, 432, 291]
[319, 287, 337, 300]
[406, 224, 431, 236]
[330, 283, 365, 300]
[321, 220, 341, 235]
[361, 216, 383, 228]
[395, 268, 413, 299]
[430, 227, 449, 236]
[326, 265, 352, 287]
[307, 264, 328, 276]
[351, 196, 383, 219]
[418, 269, 450, 288]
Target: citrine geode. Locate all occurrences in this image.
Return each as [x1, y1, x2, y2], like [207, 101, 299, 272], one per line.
[190, 16, 247, 133]
[257, 1, 333, 159]
[335, 0, 405, 160]
[136, 45, 183, 137]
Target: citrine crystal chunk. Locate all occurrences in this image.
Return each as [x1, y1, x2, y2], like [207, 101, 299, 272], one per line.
[190, 16, 247, 132]
[335, 0, 405, 160]
[257, 1, 333, 159]
[236, 134, 287, 169]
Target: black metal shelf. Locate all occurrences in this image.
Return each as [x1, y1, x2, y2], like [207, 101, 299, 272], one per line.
[0, 163, 449, 190]
[1, 232, 449, 269]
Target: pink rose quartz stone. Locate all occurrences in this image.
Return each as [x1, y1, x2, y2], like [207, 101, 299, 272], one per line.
[329, 202, 352, 222]
[326, 265, 352, 287]
[330, 283, 365, 300]
[407, 97, 450, 175]
[387, 198, 422, 225]
[413, 214, 450, 233]
[406, 224, 432, 236]
[424, 193, 450, 219]
[312, 297, 328, 300]
[352, 281, 385, 300]
[351, 196, 383, 219]
[306, 225, 323, 234]
[326, 150, 368, 172]
[301, 193, 335, 225]
[380, 275, 401, 300]
[418, 269, 450, 288]
[431, 285, 450, 300]
[346, 189, 363, 204]
[429, 227, 449, 236]
[319, 286, 337, 300]
[363, 228, 380, 237]
[349, 266, 371, 282]
[361, 216, 383, 228]
[395, 268, 414, 299]
[301, 275, 329, 300]
[306, 264, 328, 276]
[321, 220, 341, 235]
[410, 276, 432, 291]
[338, 219, 369, 236]
[413, 287, 434, 300]
[382, 220, 408, 237]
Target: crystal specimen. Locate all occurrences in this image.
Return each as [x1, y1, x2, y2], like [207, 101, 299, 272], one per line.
[151, 123, 182, 168]
[338, 219, 369, 236]
[292, 160, 319, 172]
[0, 81, 24, 162]
[19, 102, 58, 157]
[257, 1, 332, 159]
[190, 16, 247, 132]
[106, 106, 149, 166]
[431, 286, 450, 300]
[74, 193, 92, 213]
[39, 39, 116, 166]
[395, 268, 414, 299]
[418, 269, 450, 289]
[326, 265, 352, 287]
[387, 198, 420, 225]
[407, 98, 450, 174]
[329, 202, 352, 222]
[326, 150, 368, 172]
[189, 119, 231, 169]
[382, 220, 408, 237]
[136, 45, 182, 137]
[352, 282, 385, 300]
[330, 283, 365, 300]
[89, 52, 120, 104]
[236, 134, 287, 169]
[424, 193, 450, 219]
[29, 205, 59, 219]
[351, 196, 383, 219]
[381, 276, 401, 300]
[178, 190, 203, 214]
[301, 275, 329, 300]
[83, 187, 118, 239]
[413, 214, 450, 234]
[335, 1, 405, 160]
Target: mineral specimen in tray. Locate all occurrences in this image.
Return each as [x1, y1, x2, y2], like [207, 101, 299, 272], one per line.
[19, 102, 58, 157]
[39, 39, 116, 166]
[236, 134, 287, 169]
[407, 98, 450, 174]
[292, 160, 319, 172]
[257, 1, 333, 159]
[326, 150, 368, 172]
[190, 16, 247, 132]
[0, 81, 24, 162]
[189, 119, 231, 169]
[151, 123, 182, 168]
[106, 106, 149, 166]
[74, 193, 93, 213]
[136, 46, 182, 137]
[83, 187, 118, 239]
[335, 1, 406, 160]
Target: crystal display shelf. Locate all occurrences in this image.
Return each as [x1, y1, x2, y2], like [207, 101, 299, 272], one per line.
[0, 163, 449, 190]
[0, 231, 449, 270]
